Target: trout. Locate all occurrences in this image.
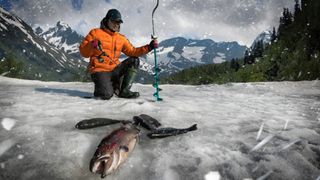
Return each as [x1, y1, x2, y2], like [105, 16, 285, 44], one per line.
[89, 124, 140, 178]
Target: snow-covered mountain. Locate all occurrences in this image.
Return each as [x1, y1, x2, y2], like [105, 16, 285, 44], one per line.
[1, 76, 319, 180]
[142, 37, 247, 76]
[250, 30, 272, 50]
[0, 7, 87, 81]
[35, 21, 83, 59]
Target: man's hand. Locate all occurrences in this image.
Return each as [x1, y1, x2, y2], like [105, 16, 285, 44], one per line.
[91, 39, 101, 49]
[149, 39, 158, 50]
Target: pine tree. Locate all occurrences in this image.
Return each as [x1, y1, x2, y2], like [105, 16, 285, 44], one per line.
[271, 27, 277, 43]
[243, 50, 250, 65]
[278, 8, 294, 38]
[294, 0, 302, 20]
[251, 40, 264, 58]
[230, 58, 240, 71]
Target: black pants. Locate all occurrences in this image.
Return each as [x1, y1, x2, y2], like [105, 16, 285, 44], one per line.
[91, 57, 139, 99]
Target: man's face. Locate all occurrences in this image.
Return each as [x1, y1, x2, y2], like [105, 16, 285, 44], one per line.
[107, 19, 121, 32]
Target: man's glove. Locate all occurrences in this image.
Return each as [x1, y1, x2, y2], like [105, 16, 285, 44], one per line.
[149, 39, 158, 51]
[91, 39, 101, 50]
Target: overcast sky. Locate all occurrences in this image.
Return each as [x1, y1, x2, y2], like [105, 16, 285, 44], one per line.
[4, 0, 294, 46]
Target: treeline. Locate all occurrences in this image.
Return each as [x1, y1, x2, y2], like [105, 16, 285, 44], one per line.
[0, 54, 25, 78]
[164, 0, 320, 85]
[0, 53, 89, 82]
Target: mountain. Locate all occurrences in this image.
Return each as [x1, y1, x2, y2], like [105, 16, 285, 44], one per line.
[0, 7, 87, 81]
[35, 21, 84, 59]
[141, 37, 247, 77]
[250, 30, 272, 50]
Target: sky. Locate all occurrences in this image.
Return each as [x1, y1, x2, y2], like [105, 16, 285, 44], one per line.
[0, 0, 294, 46]
[0, 76, 319, 179]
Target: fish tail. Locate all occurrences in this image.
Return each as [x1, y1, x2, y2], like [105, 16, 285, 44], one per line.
[187, 124, 197, 131]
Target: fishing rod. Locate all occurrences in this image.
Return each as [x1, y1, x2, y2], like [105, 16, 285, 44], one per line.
[151, 0, 162, 101]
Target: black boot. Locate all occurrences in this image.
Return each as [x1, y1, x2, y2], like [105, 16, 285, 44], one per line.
[119, 67, 140, 98]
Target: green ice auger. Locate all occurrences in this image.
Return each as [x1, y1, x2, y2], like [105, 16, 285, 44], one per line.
[152, 0, 162, 101]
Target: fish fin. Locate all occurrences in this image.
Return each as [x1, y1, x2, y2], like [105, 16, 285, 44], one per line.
[138, 114, 162, 127]
[133, 116, 152, 130]
[120, 146, 129, 152]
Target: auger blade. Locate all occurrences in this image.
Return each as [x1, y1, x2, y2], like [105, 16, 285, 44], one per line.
[155, 67, 161, 72]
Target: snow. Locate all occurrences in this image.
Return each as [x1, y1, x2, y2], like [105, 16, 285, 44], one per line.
[0, 76, 319, 180]
[204, 171, 221, 180]
[181, 46, 206, 63]
[1, 118, 16, 131]
[212, 56, 225, 64]
[0, 22, 7, 30]
[0, 139, 16, 157]
[147, 46, 174, 66]
[139, 61, 154, 75]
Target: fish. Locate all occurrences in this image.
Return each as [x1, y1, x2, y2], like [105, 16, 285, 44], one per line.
[89, 124, 140, 178]
[133, 114, 162, 131]
[147, 124, 197, 139]
[75, 118, 131, 129]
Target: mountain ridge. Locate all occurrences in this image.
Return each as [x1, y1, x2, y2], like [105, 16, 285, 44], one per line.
[0, 7, 87, 81]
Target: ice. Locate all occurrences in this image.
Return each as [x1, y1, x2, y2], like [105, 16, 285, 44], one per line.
[256, 122, 264, 141]
[250, 135, 275, 152]
[204, 171, 221, 180]
[283, 119, 289, 130]
[1, 118, 16, 131]
[0, 76, 319, 179]
[257, 170, 273, 180]
[0, 139, 16, 157]
[279, 139, 300, 151]
[17, 154, 24, 160]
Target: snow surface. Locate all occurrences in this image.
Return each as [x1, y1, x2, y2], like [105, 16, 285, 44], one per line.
[0, 76, 320, 180]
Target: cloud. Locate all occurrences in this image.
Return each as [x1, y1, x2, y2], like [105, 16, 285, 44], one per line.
[9, 0, 294, 46]
[71, 0, 84, 10]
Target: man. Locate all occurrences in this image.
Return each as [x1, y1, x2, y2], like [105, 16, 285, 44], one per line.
[79, 9, 158, 100]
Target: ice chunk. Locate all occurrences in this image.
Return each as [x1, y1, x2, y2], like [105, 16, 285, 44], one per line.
[257, 170, 273, 180]
[283, 120, 289, 130]
[1, 118, 16, 131]
[256, 122, 264, 141]
[0, 139, 16, 157]
[204, 171, 221, 180]
[250, 135, 275, 152]
[18, 154, 24, 160]
[279, 140, 300, 151]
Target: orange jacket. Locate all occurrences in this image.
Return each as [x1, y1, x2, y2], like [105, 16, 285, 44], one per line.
[79, 28, 150, 73]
